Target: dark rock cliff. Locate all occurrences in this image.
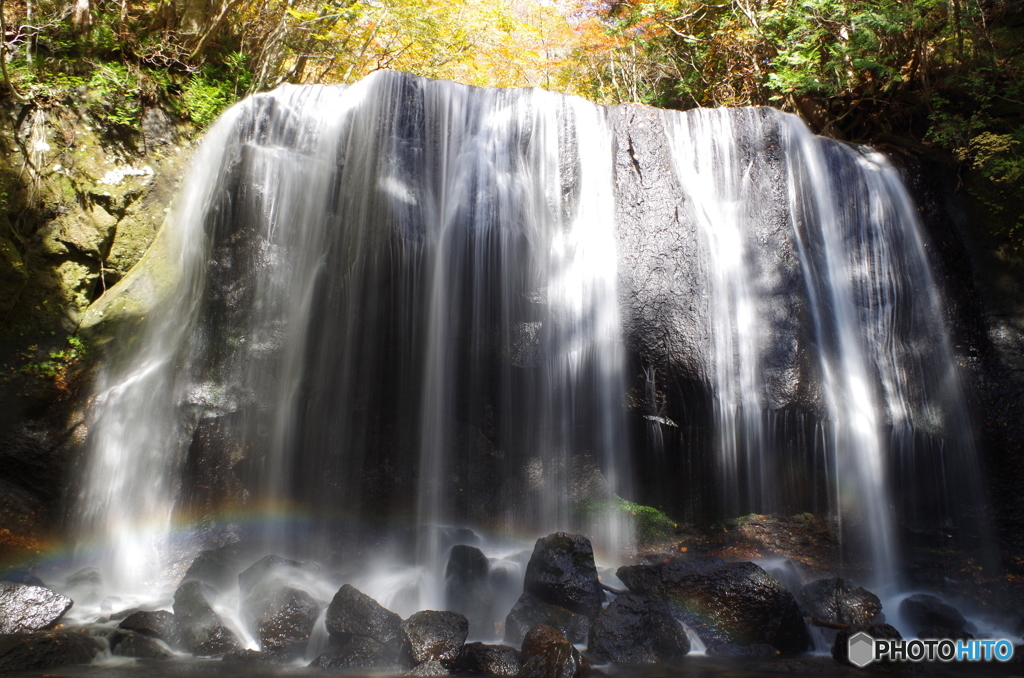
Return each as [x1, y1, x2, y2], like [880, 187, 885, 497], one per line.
[0, 97, 191, 560]
[1, 73, 1022, 573]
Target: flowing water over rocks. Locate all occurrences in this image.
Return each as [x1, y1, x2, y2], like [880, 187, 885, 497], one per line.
[11, 71, 1007, 675]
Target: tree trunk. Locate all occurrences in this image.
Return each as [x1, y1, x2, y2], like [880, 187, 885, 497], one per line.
[71, 0, 93, 28]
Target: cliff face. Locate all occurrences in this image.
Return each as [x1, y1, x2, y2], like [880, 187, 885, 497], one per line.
[0, 96, 191, 553]
[894, 150, 1024, 569]
[2, 77, 1023, 572]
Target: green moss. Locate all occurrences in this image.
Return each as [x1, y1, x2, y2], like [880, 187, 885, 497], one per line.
[616, 498, 678, 541]
[574, 496, 678, 543]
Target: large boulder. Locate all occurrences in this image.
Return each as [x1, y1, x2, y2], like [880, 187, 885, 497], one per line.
[310, 635, 398, 670]
[105, 630, 174, 659]
[617, 558, 808, 653]
[182, 545, 244, 591]
[0, 631, 105, 671]
[407, 659, 450, 676]
[800, 578, 882, 626]
[523, 533, 604, 617]
[76, 624, 174, 660]
[325, 584, 407, 663]
[459, 642, 521, 676]
[517, 624, 583, 678]
[0, 582, 73, 633]
[587, 593, 690, 663]
[898, 594, 968, 635]
[402, 610, 469, 666]
[504, 592, 592, 646]
[117, 609, 178, 645]
[238, 555, 322, 658]
[445, 545, 492, 635]
[172, 579, 241, 656]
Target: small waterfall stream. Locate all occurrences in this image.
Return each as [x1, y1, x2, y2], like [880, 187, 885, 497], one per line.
[73, 72, 986, 609]
[662, 107, 985, 590]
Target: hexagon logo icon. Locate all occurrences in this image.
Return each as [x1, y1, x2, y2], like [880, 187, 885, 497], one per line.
[848, 631, 875, 668]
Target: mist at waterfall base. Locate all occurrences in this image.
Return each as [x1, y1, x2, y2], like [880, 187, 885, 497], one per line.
[68, 72, 989, 647]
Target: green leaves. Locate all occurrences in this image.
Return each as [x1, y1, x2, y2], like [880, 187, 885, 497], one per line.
[181, 74, 233, 127]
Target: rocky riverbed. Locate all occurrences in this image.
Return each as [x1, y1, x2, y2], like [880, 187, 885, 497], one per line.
[3, 530, 1024, 676]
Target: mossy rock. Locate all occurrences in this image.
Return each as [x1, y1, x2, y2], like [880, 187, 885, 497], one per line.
[79, 216, 179, 344]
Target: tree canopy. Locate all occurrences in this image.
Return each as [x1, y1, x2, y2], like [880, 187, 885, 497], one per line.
[0, 0, 1021, 243]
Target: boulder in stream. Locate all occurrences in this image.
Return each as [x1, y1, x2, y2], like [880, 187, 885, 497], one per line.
[0, 631, 105, 671]
[523, 533, 604, 617]
[0, 581, 73, 633]
[172, 579, 241, 656]
[587, 593, 690, 663]
[238, 555, 322, 658]
[402, 610, 469, 666]
[617, 558, 808, 653]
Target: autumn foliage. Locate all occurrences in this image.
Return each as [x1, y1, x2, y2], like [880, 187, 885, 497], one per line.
[0, 0, 1020, 243]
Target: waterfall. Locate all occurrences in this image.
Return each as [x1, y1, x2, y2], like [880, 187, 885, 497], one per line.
[74, 72, 985, 600]
[662, 107, 985, 589]
[74, 72, 632, 595]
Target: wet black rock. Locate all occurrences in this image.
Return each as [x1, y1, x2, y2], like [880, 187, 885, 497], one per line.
[517, 624, 583, 678]
[110, 630, 174, 659]
[617, 558, 808, 653]
[194, 624, 244, 657]
[524, 533, 604, 617]
[800, 578, 882, 626]
[310, 635, 397, 669]
[325, 584, 407, 662]
[182, 545, 244, 590]
[0, 582, 73, 633]
[459, 642, 521, 676]
[898, 594, 968, 635]
[118, 609, 178, 645]
[172, 579, 241, 656]
[505, 592, 592, 645]
[402, 610, 469, 666]
[446, 545, 492, 635]
[408, 658, 450, 676]
[831, 623, 902, 668]
[587, 593, 690, 663]
[0, 631, 105, 671]
[238, 555, 322, 658]
[80, 626, 174, 659]
[256, 587, 320, 658]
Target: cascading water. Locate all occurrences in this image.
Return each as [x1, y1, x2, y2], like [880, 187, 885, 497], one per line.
[75, 72, 633, 601]
[662, 107, 986, 589]
[73, 72, 987, 613]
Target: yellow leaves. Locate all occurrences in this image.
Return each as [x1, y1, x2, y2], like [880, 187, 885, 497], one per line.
[260, 0, 624, 97]
[285, 8, 318, 22]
